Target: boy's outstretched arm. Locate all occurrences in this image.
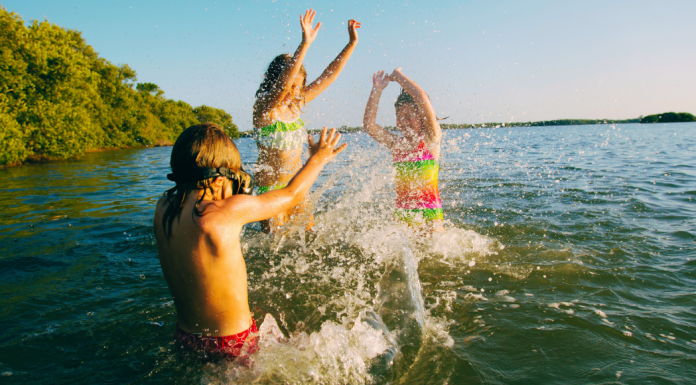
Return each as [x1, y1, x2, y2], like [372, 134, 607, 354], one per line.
[389, 68, 442, 144]
[232, 128, 347, 225]
[363, 71, 398, 149]
[254, 9, 320, 115]
[304, 19, 361, 103]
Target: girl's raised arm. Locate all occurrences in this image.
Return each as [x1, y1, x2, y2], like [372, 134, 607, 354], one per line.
[254, 9, 320, 116]
[304, 19, 361, 103]
[363, 71, 398, 149]
[389, 68, 442, 145]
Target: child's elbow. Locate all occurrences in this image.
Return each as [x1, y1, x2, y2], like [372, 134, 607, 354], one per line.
[283, 185, 305, 208]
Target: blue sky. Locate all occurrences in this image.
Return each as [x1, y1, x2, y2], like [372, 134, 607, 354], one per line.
[4, 0, 696, 130]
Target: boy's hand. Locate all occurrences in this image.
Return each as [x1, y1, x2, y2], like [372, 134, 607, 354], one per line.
[301, 9, 320, 44]
[372, 70, 390, 91]
[348, 19, 361, 44]
[308, 127, 347, 163]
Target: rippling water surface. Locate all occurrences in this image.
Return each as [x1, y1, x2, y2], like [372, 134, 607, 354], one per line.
[1, 123, 695, 384]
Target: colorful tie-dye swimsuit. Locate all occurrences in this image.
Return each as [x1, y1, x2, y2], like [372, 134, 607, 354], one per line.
[393, 141, 443, 224]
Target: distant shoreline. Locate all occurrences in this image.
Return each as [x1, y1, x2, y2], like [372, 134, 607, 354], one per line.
[0, 118, 691, 170]
[239, 116, 695, 137]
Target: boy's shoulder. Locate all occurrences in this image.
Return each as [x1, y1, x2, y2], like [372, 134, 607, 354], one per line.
[198, 194, 254, 227]
[156, 195, 168, 208]
[154, 196, 168, 220]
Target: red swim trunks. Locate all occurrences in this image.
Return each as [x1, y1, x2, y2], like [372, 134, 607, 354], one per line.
[175, 318, 260, 359]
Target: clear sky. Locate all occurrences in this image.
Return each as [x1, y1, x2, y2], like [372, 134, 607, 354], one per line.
[4, 0, 696, 130]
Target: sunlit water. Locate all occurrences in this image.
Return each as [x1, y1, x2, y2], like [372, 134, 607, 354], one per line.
[1, 123, 695, 384]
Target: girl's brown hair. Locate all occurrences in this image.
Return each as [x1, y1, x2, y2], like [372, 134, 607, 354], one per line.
[255, 54, 307, 110]
[161, 123, 249, 238]
[394, 88, 418, 110]
[394, 88, 446, 121]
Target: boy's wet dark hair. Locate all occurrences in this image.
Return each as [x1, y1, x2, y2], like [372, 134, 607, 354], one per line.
[255, 54, 308, 98]
[162, 123, 251, 238]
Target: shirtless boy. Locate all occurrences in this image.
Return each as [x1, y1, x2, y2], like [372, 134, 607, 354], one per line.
[153, 123, 345, 358]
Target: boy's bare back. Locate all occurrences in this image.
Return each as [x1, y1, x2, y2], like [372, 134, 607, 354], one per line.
[154, 192, 252, 336]
[154, 127, 346, 339]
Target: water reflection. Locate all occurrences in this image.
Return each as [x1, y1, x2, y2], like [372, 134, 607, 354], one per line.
[0, 124, 695, 383]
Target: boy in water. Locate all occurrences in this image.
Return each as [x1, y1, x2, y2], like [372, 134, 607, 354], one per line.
[153, 123, 345, 359]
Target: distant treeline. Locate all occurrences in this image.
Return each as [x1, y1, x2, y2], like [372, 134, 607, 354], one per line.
[0, 8, 238, 166]
[240, 125, 365, 137]
[238, 112, 696, 136]
[640, 112, 696, 123]
[440, 118, 642, 129]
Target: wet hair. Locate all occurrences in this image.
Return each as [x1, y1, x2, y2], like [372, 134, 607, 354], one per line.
[395, 88, 419, 110]
[161, 123, 251, 238]
[255, 54, 307, 110]
[394, 88, 447, 121]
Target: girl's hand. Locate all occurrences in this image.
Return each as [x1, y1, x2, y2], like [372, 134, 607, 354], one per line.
[389, 67, 403, 81]
[308, 128, 347, 162]
[347, 19, 361, 44]
[301, 9, 321, 44]
[372, 70, 390, 91]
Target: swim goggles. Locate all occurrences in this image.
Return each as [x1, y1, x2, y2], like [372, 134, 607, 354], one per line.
[167, 167, 255, 195]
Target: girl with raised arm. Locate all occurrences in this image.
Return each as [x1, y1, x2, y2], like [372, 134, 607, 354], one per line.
[363, 68, 444, 232]
[253, 9, 360, 233]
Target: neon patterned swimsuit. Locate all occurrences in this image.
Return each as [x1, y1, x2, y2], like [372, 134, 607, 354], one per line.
[254, 118, 306, 192]
[256, 183, 287, 194]
[393, 141, 443, 223]
[254, 118, 307, 151]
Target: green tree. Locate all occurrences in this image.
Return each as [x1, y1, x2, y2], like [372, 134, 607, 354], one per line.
[0, 9, 104, 159]
[0, 107, 28, 165]
[0, 7, 241, 165]
[0, 9, 29, 164]
[156, 99, 199, 141]
[640, 112, 696, 123]
[193, 105, 240, 139]
[136, 82, 163, 97]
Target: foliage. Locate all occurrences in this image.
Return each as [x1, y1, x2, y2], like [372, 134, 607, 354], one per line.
[640, 112, 696, 124]
[136, 82, 163, 96]
[193, 105, 239, 139]
[0, 107, 28, 165]
[0, 7, 239, 166]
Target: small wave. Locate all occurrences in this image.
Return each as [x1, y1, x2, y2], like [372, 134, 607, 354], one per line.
[207, 312, 395, 385]
[428, 227, 499, 262]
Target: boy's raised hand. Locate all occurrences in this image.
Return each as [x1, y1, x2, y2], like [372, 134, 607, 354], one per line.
[301, 9, 321, 44]
[348, 19, 361, 44]
[372, 70, 390, 91]
[308, 127, 347, 162]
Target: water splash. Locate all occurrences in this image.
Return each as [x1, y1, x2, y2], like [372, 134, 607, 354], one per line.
[205, 311, 394, 384]
[227, 144, 499, 383]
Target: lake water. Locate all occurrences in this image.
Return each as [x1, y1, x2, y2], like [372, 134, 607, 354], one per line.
[1, 123, 695, 384]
